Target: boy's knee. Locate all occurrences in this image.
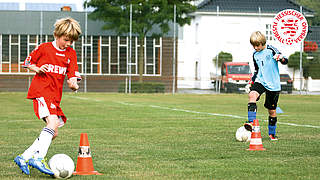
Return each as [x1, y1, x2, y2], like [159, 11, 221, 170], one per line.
[45, 115, 60, 129]
[268, 109, 276, 116]
[248, 91, 259, 101]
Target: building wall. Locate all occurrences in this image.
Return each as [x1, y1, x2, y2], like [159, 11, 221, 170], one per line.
[178, 13, 302, 90]
[0, 10, 177, 92]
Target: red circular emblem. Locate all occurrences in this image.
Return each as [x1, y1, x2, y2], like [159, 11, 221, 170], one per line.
[272, 9, 308, 45]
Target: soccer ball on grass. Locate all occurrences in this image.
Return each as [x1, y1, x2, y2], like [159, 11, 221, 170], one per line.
[235, 126, 251, 142]
[49, 154, 75, 179]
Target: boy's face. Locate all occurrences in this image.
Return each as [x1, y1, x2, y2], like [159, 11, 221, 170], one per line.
[56, 35, 73, 50]
[252, 44, 265, 52]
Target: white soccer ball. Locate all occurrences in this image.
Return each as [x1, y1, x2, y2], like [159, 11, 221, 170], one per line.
[235, 126, 251, 142]
[49, 154, 75, 179]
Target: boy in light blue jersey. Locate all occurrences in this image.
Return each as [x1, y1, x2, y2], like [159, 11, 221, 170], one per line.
[244, 31, 288, 141]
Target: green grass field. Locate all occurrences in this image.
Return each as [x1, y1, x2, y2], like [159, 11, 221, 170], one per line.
[1, 92, 320, 179]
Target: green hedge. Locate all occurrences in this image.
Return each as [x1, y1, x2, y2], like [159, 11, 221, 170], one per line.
[118, 82, 165, 93]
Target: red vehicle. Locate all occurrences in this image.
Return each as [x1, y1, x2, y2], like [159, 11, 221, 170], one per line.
[220, 62, 251, 93]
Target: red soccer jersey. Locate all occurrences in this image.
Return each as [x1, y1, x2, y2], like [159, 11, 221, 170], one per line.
[23, 42, 81, 103]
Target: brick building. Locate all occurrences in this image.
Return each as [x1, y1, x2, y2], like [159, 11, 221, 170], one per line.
[0, 10, 176, 92]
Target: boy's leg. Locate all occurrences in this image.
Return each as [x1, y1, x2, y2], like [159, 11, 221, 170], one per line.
[14, 136, 42, 175]
[21, 138, 40, 160]
[265, 91, 280, 140]
[244, 102, 257, 131]
[248, 102, 257, 123]
[33, 126, 55, 159]
[29, 115, 59, 176]
[268, 115, 278, 140]
[244, 90, 260, 131]
[14, 126, 54, 175]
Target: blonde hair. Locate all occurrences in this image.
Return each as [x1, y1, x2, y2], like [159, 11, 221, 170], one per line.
[54, 17, 82, 41]
[250, 31, 266, 46]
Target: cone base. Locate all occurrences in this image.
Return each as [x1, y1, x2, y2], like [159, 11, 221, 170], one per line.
[73, 171, 103, 175]
[246, 148, 266, 151]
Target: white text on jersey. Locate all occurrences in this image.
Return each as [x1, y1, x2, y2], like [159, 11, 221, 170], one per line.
[47, 64, 67, 75]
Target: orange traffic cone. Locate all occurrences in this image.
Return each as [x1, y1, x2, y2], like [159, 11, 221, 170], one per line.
[73, 133, 102, 175]
[247, 119, 266, 151]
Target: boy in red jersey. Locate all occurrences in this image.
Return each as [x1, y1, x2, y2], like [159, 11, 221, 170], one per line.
[14, 17, 82, 176]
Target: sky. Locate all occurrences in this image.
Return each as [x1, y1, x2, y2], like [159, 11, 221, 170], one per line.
[0, 0, 87, 11]
[0, 0, 205, 11]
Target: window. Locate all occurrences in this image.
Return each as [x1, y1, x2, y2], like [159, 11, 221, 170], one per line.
[0, 34, 162, 76]
[265, 24, 274, 41]
[145, 37, 161, 75]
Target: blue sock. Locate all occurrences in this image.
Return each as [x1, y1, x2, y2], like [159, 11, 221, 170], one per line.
[248, 111, 256, 123]
[268, 116, 277, 135]
[248, 103, 257, 123]
[268, 125, 276, 135]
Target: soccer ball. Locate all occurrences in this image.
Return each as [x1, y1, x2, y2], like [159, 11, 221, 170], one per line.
[235, 126, 251, 142]
[49, 154, 75, 179]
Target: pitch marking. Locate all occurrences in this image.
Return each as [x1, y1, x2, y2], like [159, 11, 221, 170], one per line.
[118, 102, 320, 129]
[66, 96, 320, 129]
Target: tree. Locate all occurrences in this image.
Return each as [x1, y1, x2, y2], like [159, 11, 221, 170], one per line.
[85, 0, 197, 82]
[295, 0, 320, 26]
[213, 51, 233, 67]
[288, 51, 308, 81]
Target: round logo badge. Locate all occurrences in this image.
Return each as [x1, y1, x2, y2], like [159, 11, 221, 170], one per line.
[272, 9, 308, 45]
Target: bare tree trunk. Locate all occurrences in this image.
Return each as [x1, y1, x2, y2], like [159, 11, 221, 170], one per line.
[292, 68, 295, 83]
[138, 36, 144, 82]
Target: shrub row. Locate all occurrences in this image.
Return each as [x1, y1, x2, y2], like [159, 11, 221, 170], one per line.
[118, 82, 165, 93]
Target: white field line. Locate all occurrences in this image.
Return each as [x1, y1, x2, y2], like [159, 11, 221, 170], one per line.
[66, 96, 320, 129]
[66, 95, 102, 102]
[117, 102, 320, 129]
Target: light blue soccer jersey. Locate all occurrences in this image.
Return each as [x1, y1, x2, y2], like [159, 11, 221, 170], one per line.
[252, 45, 282, 91]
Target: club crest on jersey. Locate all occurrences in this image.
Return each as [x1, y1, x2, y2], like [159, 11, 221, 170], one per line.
[56, 53, 65, 57]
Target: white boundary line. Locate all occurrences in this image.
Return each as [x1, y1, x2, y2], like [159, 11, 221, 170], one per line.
[66, 96, 320, 129]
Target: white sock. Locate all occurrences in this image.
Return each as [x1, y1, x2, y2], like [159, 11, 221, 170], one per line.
[21, 137, 40, 160]
[32, 127, 55, 159]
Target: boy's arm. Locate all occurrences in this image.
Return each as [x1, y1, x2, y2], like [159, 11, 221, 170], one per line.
[269, 45, 288, 65]
[251, 53, 259, 82]
[66, 50, 81, 91]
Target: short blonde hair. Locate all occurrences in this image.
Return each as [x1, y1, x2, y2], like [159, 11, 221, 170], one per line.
[54, 17, 82, 41]
[250, 31, 266, 46]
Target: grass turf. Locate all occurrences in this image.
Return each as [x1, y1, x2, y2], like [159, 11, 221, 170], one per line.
[1, 92, 320, 179]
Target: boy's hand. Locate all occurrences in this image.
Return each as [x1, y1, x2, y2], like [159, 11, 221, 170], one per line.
[273, 54, 283, 61]
[67, 77, 79, 91]
[29, 64, 49, 74]
[38, 64, 49, 73]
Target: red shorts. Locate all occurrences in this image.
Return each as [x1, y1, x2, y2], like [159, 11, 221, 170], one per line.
[32, 97, 67, 127]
